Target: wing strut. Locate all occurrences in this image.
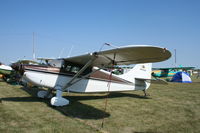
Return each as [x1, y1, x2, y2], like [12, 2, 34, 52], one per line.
[62, 52, 98, 92]
[51, 52, 99, 106]
[63, 67, 101, 92]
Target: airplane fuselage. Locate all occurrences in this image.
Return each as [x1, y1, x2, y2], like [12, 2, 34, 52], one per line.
[23, 65, 149, 93]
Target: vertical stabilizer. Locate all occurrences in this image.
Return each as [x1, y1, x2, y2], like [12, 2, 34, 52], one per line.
[119, 63, 152, 83]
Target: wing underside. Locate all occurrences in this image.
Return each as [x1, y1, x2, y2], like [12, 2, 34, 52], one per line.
[63, 45, 171, 67]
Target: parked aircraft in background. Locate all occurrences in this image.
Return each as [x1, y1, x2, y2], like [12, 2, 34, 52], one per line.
[20, 45, 171, 106]
[152, 66, 195, 77]
[0, 62, 13, 81]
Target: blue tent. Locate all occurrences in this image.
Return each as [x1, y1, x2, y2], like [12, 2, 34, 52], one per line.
[171, 72, 192, 83]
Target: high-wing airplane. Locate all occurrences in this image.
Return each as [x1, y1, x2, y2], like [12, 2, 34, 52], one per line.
[21, 45, 171, 106]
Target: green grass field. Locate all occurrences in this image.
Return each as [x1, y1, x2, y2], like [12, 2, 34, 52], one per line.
[0, 76, 200, 133]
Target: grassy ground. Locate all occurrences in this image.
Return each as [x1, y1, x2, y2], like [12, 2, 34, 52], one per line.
[0, 76, 200, 133]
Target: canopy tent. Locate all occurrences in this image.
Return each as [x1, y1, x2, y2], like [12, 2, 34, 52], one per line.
[171, 72, 192, 83]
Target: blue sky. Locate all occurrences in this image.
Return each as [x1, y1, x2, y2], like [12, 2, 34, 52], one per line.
[0, 0, 200, 68]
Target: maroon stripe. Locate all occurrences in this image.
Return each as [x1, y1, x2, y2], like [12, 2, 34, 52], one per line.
[24, 65, 132, 84]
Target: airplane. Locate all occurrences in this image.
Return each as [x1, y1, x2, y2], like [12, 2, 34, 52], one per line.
[21, 45, 171, 106]
[0, 62, 13, 81]
[152, 66, 195, 78]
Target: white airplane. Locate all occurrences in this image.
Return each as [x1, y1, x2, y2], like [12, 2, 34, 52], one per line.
[22, 45, 171, 106]
[0, 62, 13, 80]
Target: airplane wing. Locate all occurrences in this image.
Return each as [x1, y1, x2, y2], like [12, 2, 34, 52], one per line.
[63, 45, 171, 68]
[37, 58, 56, 61]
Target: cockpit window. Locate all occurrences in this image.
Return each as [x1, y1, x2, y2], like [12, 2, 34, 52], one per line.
[65, 65, 72, 72]
[71, 66, 80, 73]
[61, 61, 92, 75]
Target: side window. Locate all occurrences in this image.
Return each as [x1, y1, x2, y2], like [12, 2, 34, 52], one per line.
[65, 65, 72, 72]
[71, 66, 80, 73]
[61, 61, 92, 75]
[61, 61, 81, 74]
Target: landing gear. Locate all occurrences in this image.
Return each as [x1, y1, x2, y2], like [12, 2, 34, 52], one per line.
[37, 87, 69, 106]
[51, 89, 69, 106]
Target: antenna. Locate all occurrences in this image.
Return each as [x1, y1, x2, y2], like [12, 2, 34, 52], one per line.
[104, 43, 119, 48]
[58, 48, 65, 58]
[67, 45, 74, 57]
[33, 32, 36, 60]
[99, 43, 119, 52]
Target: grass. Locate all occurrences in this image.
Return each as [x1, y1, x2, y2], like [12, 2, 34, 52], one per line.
[0, 75, 200, 133]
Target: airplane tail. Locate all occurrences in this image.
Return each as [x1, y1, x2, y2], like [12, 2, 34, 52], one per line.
[118, 63, 152, 83]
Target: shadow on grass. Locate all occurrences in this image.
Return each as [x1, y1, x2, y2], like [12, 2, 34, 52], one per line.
[65, 92, 151, 101]
[1, 87, 110, 119]
[1, 87, 150, 120]
[134, 132, 161, 133]
[1, 96, 43, 102]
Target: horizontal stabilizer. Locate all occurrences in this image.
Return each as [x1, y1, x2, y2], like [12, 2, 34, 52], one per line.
[135, 78, 168, 85]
